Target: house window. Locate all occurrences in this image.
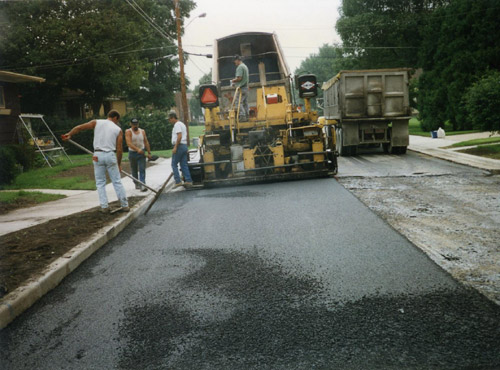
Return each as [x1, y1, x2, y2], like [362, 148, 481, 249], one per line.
[0, 86, 5, 108]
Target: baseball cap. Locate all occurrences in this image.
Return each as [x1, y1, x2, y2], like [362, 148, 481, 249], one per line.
[131, 118, 139, 124]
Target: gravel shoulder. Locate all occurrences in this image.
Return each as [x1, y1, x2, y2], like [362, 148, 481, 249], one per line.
[338, 173, 500, 305]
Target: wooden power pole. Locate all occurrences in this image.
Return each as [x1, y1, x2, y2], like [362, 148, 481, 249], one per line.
[174, 0, 190, 144]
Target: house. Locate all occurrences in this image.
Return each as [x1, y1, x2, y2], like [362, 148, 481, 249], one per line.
[0, 71, 45, 145]
[54, 89, 129, 119]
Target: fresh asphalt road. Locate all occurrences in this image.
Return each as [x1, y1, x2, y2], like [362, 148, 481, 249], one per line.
[1, 159, 499, 369]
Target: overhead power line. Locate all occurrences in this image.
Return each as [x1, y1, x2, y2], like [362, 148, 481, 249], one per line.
[124, 0, 176, 43]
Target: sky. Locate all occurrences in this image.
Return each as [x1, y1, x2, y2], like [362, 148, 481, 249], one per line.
[181, 0, 342, 88]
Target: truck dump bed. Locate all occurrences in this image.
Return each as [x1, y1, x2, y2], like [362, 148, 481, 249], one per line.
[323, 68, 411, 120]
[322, 68, 411, 156]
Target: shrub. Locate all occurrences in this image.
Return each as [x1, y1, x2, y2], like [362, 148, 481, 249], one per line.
[463, 70, 500, 132]
[0, 146, 18, 185]
[7, 144, 37, 171]
[121, 110, 173, 151]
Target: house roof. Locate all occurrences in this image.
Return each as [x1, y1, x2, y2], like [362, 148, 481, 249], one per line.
[0, 70, 45, 83]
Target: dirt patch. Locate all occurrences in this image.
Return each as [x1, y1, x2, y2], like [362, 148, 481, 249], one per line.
[338, 173, 500, 305]
[0, 196, 144, 298]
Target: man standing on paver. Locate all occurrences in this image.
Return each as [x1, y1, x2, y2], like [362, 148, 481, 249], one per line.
[125, 118, 152, 192]
[231, 55, 249, 121]
[62, 110, 129, 213]
[169, 111, 192, 188]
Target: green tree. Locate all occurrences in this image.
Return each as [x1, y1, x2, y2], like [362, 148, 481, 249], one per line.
[336, 0, 450, 70]
[295, 44, 356, 85]
[417, 0, 500, 131]
[0, 0, 194, 115]
[463, 70, 500, 132]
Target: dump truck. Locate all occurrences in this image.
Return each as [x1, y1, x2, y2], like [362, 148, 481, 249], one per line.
[322, 68, 411, 156]
[188, 32, 338, 186]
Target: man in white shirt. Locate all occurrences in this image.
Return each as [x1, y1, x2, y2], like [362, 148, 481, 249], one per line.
[62, 110, 129, 213]
[169, 111, 192, 188]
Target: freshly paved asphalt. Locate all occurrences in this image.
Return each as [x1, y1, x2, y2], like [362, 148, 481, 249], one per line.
[1, 177, 499, 369]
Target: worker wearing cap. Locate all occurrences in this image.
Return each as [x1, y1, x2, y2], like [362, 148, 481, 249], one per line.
[62, 110, 129, 213]
[168, 111, 192, 188]
[125, 118, 152, 192]
[231, 55, 249, 121]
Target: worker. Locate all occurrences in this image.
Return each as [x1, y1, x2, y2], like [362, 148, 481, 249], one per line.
[125, 118, 152, 192]
[62, 110, 129, 213]
[231, 55, 249, 121]
[169, 111, 192, 188]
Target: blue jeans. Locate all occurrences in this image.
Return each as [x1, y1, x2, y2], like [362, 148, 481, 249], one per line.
[128, 150, 146, 185]
[93, 151, 128, 209]
[171, 144, 192, 184]
[237, 86, 249, 119]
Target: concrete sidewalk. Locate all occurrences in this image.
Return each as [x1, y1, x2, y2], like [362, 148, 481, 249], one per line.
[0, 157, 180, 328]
[0, 157, 174, 236]
[408, 133, 500, 173]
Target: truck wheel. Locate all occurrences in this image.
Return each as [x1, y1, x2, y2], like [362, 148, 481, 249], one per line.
[399, 146, 407, 154]
[382, 143, 390, 153]
[349, 145, 357, 156]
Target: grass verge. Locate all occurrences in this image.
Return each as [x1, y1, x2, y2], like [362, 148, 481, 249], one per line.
[409, 118, 480, 137]
[0, 190, 65, 204]
[0, 190, 66, 214]
[7, 156, 96, 190]
[458, 144, 500, 160]
[447, 137, 500, 148]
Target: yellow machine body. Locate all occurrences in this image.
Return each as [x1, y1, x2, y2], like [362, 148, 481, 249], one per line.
[190, 32, 338, 186]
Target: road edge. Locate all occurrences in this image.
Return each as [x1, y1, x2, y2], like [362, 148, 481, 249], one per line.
[408, 147, 500, 174]
[0, 193, 157, 330]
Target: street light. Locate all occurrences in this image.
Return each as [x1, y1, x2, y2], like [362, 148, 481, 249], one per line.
[174, 0, 206, 144]
[185, 12, 206, 29]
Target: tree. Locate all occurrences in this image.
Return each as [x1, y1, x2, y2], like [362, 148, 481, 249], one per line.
[295, 44, 356, 85]
[336, 0, 450, 70]
[417, 0, 500, 130]
[463, 70, 500, 132]
[0, 0, 194, 115]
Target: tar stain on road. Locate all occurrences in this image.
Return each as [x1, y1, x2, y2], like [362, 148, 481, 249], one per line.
[118, 249, 500, 369]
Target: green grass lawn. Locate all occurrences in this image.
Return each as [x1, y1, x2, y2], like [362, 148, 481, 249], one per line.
[0, 190, 65, 205]
[448, 137, 500, 148]
[189, 125, 205, 139]
[408, 117, 480, 137]
[458, 144, 500, 160]
[7, 155, 96, 190]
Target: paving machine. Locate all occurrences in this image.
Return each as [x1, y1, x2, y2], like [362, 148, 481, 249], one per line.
[188, 32, 338, 186]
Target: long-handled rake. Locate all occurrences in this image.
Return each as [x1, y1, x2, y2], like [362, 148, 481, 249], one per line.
[64, 138, 172, 214]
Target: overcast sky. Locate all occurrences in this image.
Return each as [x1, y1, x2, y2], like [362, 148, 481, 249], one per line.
[181, 0, 342, 88]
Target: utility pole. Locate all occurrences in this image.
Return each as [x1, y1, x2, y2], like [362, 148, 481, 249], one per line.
[174, 0, 189, 144]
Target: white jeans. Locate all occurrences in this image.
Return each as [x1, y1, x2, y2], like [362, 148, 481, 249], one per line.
[93, 151, 128, 209]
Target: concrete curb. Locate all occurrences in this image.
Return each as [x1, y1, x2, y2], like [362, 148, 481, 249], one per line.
[409, 146, 500, 173]
[0, 187, 169, 330]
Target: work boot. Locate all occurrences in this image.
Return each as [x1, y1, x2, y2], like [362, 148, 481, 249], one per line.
[99, 207, 110, 214]
[183, 182, 193, 188]
[135, 183, 141, 189]
[120, 206, 130, 212]
[141, 185, 147, 192]
[173, 182, 183, 189]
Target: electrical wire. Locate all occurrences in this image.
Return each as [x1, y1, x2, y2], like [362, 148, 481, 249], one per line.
[124, 0, 176, 42]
